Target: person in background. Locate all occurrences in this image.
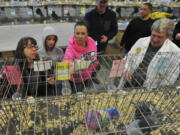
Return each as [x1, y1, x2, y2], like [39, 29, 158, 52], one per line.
[84, 0, 118, 54]
[122, 18, 180, 88]
[38, 26, 64, 95]
[172, 20, 180, 47]
[15, 37, 56, 97]
[120, 3, 154, 53]
[63, 21, 99, 93]
[38, 26, 64, 62]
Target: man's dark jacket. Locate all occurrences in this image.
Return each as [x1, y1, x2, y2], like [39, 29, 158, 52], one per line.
[84, 7, 118, 52]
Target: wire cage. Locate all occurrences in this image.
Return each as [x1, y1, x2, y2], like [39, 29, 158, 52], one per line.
[0, 52, 180, 135]
[0, 88, 179, 135]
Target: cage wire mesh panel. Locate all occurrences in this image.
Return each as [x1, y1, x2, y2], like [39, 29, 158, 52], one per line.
[0, 89, 179, 134]
[0, 53, 179, 135]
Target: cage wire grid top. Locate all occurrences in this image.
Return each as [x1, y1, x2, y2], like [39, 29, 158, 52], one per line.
[0, 88, 179, 135]
[0, 53, 179, 134]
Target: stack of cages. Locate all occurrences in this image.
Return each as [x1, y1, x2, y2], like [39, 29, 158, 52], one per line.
[0, 52, 179, 135]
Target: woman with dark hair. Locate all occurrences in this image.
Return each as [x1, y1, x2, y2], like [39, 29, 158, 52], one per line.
[15, 37, 55, 97]
[38, 26, 64, 95]
[63, 21, 99, 93]
[15, 37, 39, 69]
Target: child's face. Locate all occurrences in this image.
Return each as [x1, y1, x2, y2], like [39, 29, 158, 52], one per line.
[46, 35, 56, 49]
[24, 39, 37, 60]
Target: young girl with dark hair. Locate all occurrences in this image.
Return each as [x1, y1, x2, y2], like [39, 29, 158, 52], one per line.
[38, 26, 64, 95]
[15, 36, 56, 97]
[38, 26, 64, 61]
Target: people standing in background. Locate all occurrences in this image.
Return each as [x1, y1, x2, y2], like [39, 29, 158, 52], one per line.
[172, 20, 180, 47]
[38, 26, 64, 95]
[84, 0, 118, 54]
[120, 3, 154, 53]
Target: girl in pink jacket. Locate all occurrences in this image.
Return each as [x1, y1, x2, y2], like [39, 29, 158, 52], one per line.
[63, 21, 98, 93]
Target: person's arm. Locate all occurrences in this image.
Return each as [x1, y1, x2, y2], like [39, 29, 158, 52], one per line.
[84, 12, 92, 36]
[106, 12, 118, 41]
[120, 20, 133, 46]
[84, 12, 89, 23]
[62, 47, 75, 74]
[56, 47, 65, 61]
[123, 38, 144, 81]
[173, 21, 180, 41]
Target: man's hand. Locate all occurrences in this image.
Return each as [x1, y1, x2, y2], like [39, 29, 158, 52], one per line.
[125, 71, 132, 82]
[175, 33, 180, 40]
[100, 35, 108, 43]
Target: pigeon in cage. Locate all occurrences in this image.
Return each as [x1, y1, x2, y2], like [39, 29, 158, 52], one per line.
[51, 11, 60, 21]
[125, 102, 160, 135]
[135, 102, 152, 119]
[125, 114, 160, 135]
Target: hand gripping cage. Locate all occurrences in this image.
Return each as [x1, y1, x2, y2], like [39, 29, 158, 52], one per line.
[0, 52, 179, 135]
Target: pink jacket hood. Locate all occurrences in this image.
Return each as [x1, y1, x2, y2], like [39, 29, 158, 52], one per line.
[69, 36, 94, 52]
[63, 36, 98, 82]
